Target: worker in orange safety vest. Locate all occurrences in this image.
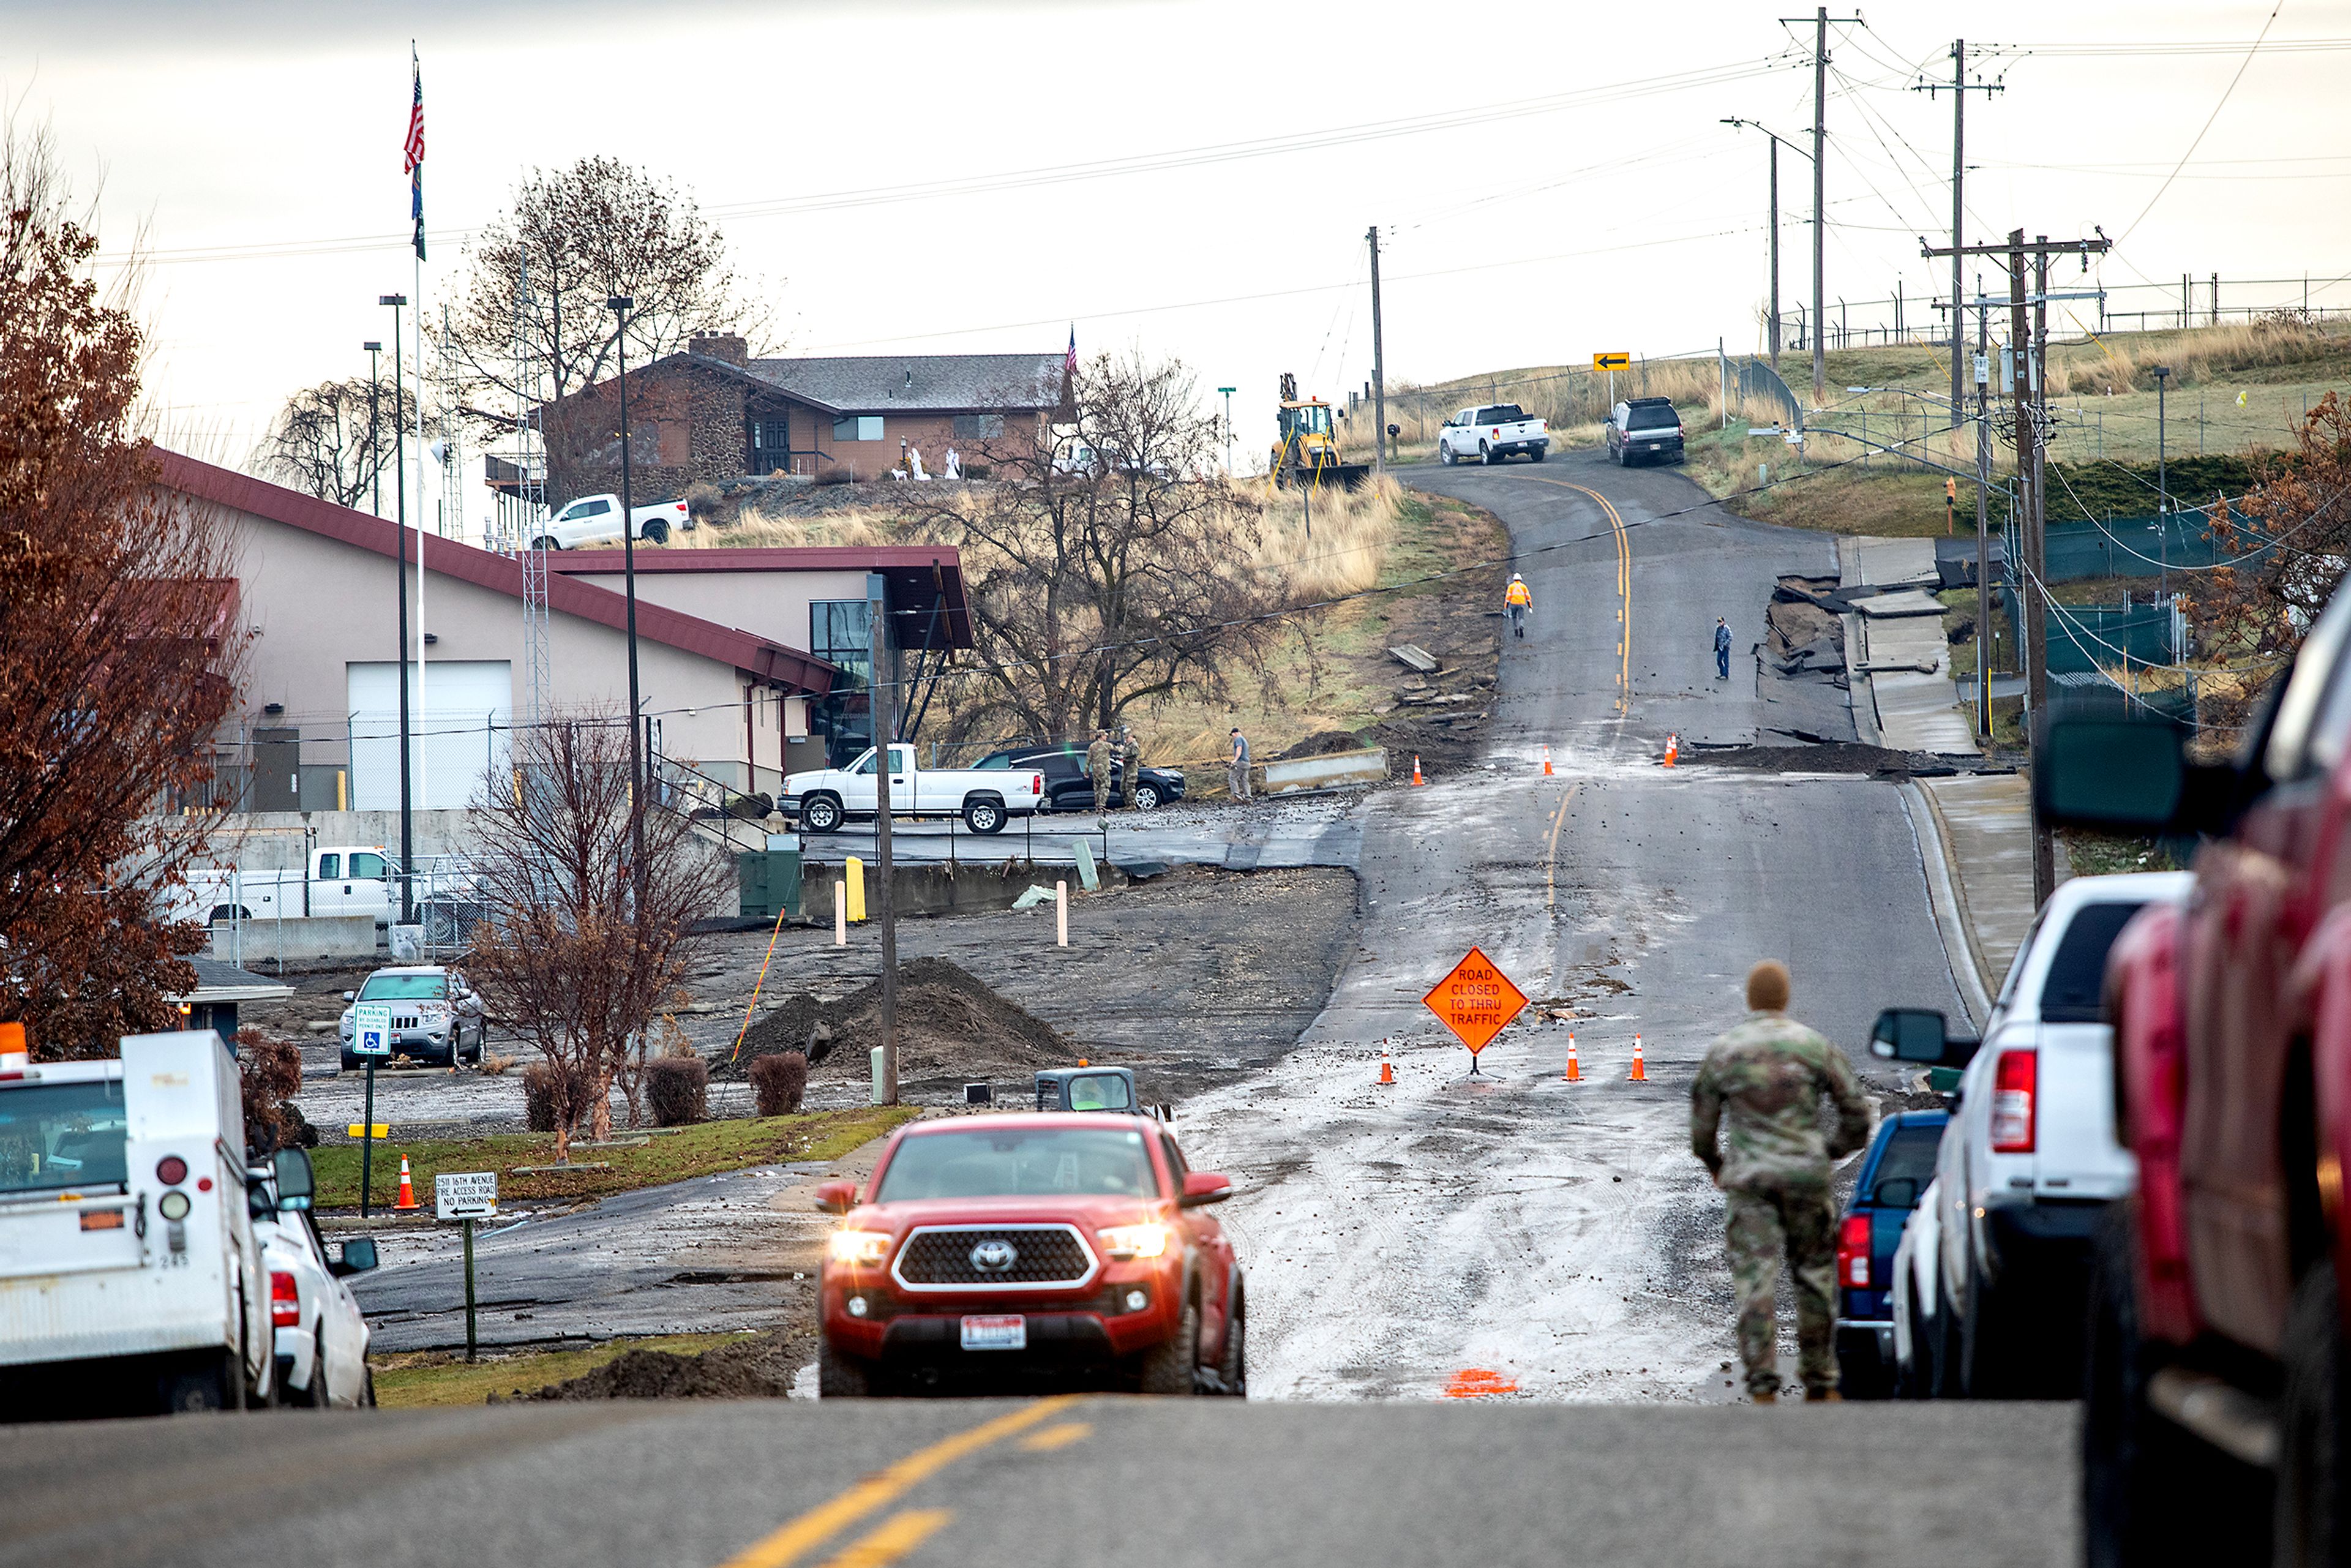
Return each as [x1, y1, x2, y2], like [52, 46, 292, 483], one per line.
[1504, 572, 1532, 640]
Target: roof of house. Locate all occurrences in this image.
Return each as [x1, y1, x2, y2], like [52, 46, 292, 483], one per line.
[154, 451, 841, 697]
[547, 546, 975, 649]
[177, 956, 294, 1006]
[630, 350, 1065, 416]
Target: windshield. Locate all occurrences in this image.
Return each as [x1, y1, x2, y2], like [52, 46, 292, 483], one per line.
[2039, 902, 2145, 1022]
[0, 1079, 130, 1195]
[875, 1126, 1160, 1201]
[359, 973, 447, 1001]
[1065, 1074, 1132, 1111]
[1629, 405, 1681, 430]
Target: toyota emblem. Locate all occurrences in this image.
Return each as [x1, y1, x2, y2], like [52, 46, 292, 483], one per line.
[970, 1239, 1018, 1274]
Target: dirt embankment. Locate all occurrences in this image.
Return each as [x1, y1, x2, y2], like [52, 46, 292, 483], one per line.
[723, 956, 1072, 1087]
[490, 1329, 806, 1402]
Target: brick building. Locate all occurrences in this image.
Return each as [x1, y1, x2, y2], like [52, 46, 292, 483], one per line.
[542, 337, 1068, 503]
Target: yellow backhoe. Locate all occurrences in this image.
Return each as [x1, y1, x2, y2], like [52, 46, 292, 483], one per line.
[1270, 373, 1371, 492]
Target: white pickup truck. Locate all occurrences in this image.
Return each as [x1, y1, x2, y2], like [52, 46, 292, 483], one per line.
[167, 846, 481, 933]
[1437, 403, 1550, 467]
[0, 1029, 299, 1414]
[530, 492, 691, 550]
[1873, 869, 2194, 1400]
[783, 743, 1044, 835]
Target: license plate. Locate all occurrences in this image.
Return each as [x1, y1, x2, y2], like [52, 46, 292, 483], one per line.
[1646, 442, 1660, 450]
[961, 1314, 1027, 1351]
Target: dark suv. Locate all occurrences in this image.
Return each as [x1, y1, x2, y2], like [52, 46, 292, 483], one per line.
[1606, 397, 1685, 466]
[973, 745, 1186, 811]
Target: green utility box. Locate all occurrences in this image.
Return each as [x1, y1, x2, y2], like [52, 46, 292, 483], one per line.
[738, 839, 804, 921]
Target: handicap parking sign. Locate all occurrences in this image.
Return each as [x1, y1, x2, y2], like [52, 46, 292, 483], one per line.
[351, 1002, 392, 1058]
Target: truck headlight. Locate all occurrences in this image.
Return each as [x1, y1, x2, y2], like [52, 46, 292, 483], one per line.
[1098, 1223, 1171, 1260]
[827, 1230, 893, 1267]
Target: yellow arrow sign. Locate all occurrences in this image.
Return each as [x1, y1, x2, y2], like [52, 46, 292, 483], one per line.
[347, 1123, 390, 1140]
[1592, 353, 1630, 371]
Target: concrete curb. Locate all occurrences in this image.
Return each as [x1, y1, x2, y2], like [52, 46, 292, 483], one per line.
[1897, 779, 1997, 1030]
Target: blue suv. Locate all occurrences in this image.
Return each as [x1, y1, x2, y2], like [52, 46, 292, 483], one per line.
[1833, 1109, 1947, 1398]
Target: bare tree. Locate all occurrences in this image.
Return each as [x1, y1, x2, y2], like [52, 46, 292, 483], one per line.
[258, 375, 418, 511]
[460, 715, 730, 1160]
[0, 120, 248, 1060]
[910, 350, 1285, 741]
[447, 157, 763, 500]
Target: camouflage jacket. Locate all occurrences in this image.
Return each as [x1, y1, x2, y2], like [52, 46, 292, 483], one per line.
[1690, 1011, 1871, 1189]
[1087, 740, 1112, 780]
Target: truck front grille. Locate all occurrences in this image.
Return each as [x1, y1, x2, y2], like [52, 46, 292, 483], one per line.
[892, 1225, 1096, 1289]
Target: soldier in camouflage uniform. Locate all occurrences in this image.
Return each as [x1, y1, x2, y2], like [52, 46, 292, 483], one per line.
[1086, 730, 1114, 809]
[1690, 960, 1872, 1402]
[1120, 726, 1144, 810]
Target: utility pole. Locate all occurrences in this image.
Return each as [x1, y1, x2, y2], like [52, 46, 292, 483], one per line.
[1811, 6, 1828, 407]
[1973, 280, 1993, 739]
[2154, 364, 2171, 520]
[1915, 40, 2001, 432]
[1367, 226, 1387, 478]
[607, 296, 645, 909]
[1215, 386, 1235, 474]
[1921, 227, 2110, 900]
[868, 572, 898, 1105]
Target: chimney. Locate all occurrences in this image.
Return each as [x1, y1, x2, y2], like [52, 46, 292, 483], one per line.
[689, 333, 749, 366]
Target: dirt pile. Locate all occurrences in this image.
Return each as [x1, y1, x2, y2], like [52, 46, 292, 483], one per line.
[1692, 741, 2006, 778]
[726, 956, 1073, 1086]
[491, 1330, 803, 1402]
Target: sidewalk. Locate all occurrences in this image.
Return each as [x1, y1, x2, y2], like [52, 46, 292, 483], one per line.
[1839, 536, 2040, 1025]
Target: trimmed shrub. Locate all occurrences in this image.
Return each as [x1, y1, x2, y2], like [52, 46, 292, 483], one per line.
[751, 1050, 808, 1117]
[646, 1056, 709, 1127]
[812, 463, 854, 487]
[523, 1062, 598, 1134]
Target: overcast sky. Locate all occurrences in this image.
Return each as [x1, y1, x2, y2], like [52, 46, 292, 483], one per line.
[9, 0, 2349, 518]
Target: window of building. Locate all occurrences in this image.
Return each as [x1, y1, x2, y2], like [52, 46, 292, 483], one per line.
[832, 416, 883, 443]
[809, 599, 876, 765]
[953, 413, 1005, 440]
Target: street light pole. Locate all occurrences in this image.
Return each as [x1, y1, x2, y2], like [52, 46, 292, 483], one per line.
[2155, 364, 2172, 601]
[380, 294, 414, 926]
[1216, 386, 1235, 474]
[607, 295, 645, 907]
[1723, 119, 1810, 376]
[1367, 225, 1387, 478]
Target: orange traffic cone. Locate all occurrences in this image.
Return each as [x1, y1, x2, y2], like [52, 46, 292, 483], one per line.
[1378, 1046, 1395, 1086]
[1562, 1034, 1581, 1081]
[1540, 745, 1554, 777]
[1662, 734, 1680, 768]
[1628, 1035, 1649, 1082]
[1411, 754, 1425, 786]
[394, 1155, 419, 1211]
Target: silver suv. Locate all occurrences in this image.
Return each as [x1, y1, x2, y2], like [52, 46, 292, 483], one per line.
[337, 964, 487, 1070]
[1605, 398, 1684, 466]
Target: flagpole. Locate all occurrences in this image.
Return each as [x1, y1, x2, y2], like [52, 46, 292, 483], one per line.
[409, 43, 430, 851]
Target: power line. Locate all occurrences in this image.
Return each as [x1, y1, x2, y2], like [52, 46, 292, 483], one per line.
[2114, 2, 2288, 245]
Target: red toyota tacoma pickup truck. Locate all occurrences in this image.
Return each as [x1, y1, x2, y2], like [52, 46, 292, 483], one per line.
[2041, 590, 2351, 1566]
[814, 1112, 1245, 1397]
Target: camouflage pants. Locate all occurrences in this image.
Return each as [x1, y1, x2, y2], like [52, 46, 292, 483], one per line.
[1723, 1175, 1839, 1396]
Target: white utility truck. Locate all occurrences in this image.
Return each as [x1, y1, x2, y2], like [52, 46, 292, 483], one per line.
[782, 742, 1045, 835]
[167, 846, 481, 933]
[0, 1028, 283, 1414]
[530, 492, 691, 550]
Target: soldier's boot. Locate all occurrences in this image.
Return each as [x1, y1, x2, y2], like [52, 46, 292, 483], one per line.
[1750, 1390, 1777, 1406]
[1804, 1387, 1842, 1403]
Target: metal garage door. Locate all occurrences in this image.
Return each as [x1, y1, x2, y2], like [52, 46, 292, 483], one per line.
[348, 661, 512, 811]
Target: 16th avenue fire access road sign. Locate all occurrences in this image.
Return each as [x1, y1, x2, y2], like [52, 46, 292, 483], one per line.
[1422, 947, 1529, 1055]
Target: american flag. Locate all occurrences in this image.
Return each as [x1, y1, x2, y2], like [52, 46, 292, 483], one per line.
[1064, 326, 1076, 377]
[403, 48, 426, 261]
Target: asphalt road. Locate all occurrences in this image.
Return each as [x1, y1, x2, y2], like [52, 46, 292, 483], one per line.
[2, 447, 2074, 1566]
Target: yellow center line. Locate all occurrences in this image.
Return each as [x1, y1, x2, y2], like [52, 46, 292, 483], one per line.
[1545, 782, 1583, 912]
[1017, 1420, 1094, 1452]
[714, 1397, 1079, 1568]
[1515, 475, 1635, 727]
[812, 1510, 954, 1568]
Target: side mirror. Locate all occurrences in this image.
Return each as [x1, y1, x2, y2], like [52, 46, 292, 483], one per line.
[1871, 1176, 1920, 1209]
[342, 991, 358, 1002]
[1869, 1007, 1980, 1068]
[274, 1147, 315, 1210]
[1180, 1171, 1233, 1208]
[330, 1237, 379, 1277]
[2034, 717, 2234, 835]
[814, 1179, 859, 1215]
[247, 1183, 275, 1220]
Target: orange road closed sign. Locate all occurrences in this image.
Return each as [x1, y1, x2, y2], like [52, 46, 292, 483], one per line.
[1422, 946, 1529, 1056]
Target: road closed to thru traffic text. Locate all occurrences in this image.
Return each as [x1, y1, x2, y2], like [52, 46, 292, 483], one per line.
[1422, 947, 1529, 1069]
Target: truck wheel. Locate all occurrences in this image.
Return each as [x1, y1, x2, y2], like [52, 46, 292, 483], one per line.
[304, 1342, 331, 1409]
[962, 797, 1007, 835]
[1440, 444, 1455, 466]
[801, 795, 843, 833]
[818, 1338, 876, 1398]
[641, 519, 669, 545]
[530, 536, 558, 552]
[1530, 448, 1547, 463]
[1134, 1297, 1201, 1395]
[1897, 1288, 1933, 1399]
[163, 1351, 242, 1414]
[1217, 1291, 1247, 1397]
[1480, 442, 1496, 465]
[1133, 783, 1162, 811]
[1960, 1259, 2017, 1398]
[2280, 1259, 2345, 1566]
[1932, 1277, 1963, 1398]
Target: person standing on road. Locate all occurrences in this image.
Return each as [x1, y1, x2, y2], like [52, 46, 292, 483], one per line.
[1714, 617, 1733, 680]
[1690, 960, 1872, 1403]
[1228, 727, 1252, 803]
[1086, 729, 1114, 810]
[1120, 725, 1143, 811]
[1505, 572, 1532, 640]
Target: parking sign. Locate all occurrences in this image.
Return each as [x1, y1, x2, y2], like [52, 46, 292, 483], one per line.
[435, 1171, 497, 1221]
[351, 1002, 392, 1058]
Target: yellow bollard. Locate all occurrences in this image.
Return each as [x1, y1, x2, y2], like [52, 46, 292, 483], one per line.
[844, 858, 867, 923]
